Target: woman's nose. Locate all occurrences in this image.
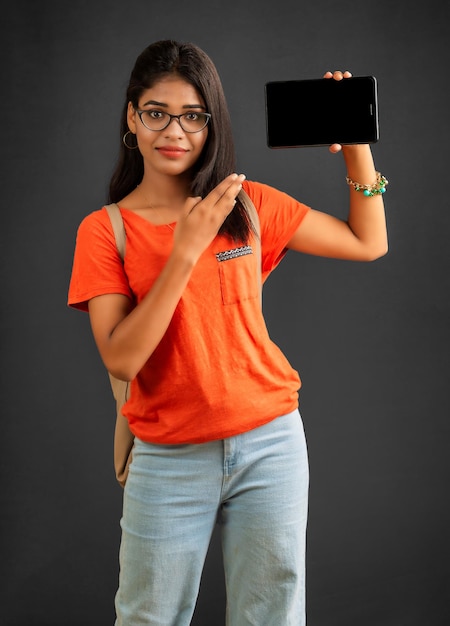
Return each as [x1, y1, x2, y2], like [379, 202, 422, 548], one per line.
[164, 116, 185, 137]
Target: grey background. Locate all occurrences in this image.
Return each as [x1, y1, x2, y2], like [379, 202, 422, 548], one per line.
[1, 0, 449, 624]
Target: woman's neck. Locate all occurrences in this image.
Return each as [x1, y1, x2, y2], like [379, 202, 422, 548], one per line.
[138, 171, 193, 207]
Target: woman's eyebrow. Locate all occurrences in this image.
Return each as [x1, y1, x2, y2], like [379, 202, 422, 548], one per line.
[182, 104, 206, 110]
[141, 99, 205, 110]
[142, 99, 168, 107]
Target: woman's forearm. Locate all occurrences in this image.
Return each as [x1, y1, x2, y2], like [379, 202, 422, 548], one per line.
[343, 144, 388, 258]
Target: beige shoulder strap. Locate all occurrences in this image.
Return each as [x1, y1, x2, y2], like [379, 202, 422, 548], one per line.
[105, 203, 126, 261]
[239, 189, 260, 239]
[238, 189, 262, 306]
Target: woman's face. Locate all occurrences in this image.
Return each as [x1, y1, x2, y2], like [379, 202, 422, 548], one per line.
[127, 76, 209, 180]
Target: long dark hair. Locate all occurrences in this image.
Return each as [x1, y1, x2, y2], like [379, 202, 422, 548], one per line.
[109, 40, 251, 243]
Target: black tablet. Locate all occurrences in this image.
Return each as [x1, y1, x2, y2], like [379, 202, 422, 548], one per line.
[265, 76, 379, 148]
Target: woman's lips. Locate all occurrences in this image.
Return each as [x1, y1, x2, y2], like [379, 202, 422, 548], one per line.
[156, 146, 188, 158]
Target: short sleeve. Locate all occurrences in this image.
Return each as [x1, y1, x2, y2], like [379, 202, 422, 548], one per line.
[243, 180, 310, 281]
[68, 208, 133, 312]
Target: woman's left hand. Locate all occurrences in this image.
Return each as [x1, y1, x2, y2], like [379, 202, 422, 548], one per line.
[323, 70, 352, 153]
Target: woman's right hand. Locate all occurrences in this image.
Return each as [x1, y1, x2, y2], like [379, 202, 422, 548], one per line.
[173, 173, 246, 265]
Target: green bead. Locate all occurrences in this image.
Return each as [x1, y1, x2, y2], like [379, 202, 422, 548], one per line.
[363, 189, 371, 196]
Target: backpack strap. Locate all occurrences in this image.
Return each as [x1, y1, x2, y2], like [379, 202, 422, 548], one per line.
[239, 189, 260, 239]
[238, 189, 262, 306]
[105, 203, 126, 261]
[104, 203, 132, 487]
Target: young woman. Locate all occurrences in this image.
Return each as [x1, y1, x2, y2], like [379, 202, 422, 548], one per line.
[68, 40, 387, 626]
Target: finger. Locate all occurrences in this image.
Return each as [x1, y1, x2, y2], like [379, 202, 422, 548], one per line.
[324, 70, 352, 80]
[207, 173, 245, 206]
[217, 175, 245, 211]
[183, 196, 202, 215]
[329, 143, 342, 153]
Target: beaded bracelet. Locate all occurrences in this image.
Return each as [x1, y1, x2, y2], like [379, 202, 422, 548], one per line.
[346, 171, 388, 197]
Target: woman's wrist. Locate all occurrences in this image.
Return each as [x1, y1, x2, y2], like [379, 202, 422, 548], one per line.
[342, 144, 377, 185]
[341, 143, 372, 160]
[168, 244, 198, 274]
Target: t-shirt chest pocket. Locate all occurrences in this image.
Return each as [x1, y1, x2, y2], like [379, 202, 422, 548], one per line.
[216, 245, 258, 305]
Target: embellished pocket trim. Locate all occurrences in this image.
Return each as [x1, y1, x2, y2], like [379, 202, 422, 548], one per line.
[215, 245, 253, 262]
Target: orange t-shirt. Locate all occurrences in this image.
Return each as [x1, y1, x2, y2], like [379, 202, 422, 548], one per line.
[68, 180, 310, 443]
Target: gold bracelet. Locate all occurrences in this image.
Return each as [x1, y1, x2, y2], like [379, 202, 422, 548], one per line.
[346, 171, 388, 197]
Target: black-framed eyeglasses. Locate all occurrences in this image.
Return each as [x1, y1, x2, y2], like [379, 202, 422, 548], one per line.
[136, 109, 211, 133]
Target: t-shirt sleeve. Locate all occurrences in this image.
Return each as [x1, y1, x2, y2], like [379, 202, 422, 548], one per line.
[68, 208, 133, 312]
[243, 180, 310, 281]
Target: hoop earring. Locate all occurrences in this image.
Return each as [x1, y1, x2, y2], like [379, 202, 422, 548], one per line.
[122, 130, 138, 150]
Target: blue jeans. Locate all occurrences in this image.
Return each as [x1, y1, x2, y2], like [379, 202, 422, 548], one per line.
[115, 410, 309, 626]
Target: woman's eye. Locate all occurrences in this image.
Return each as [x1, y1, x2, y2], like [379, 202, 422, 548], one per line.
[184, 112, 199, 121]
[147, 110, 164, 119]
